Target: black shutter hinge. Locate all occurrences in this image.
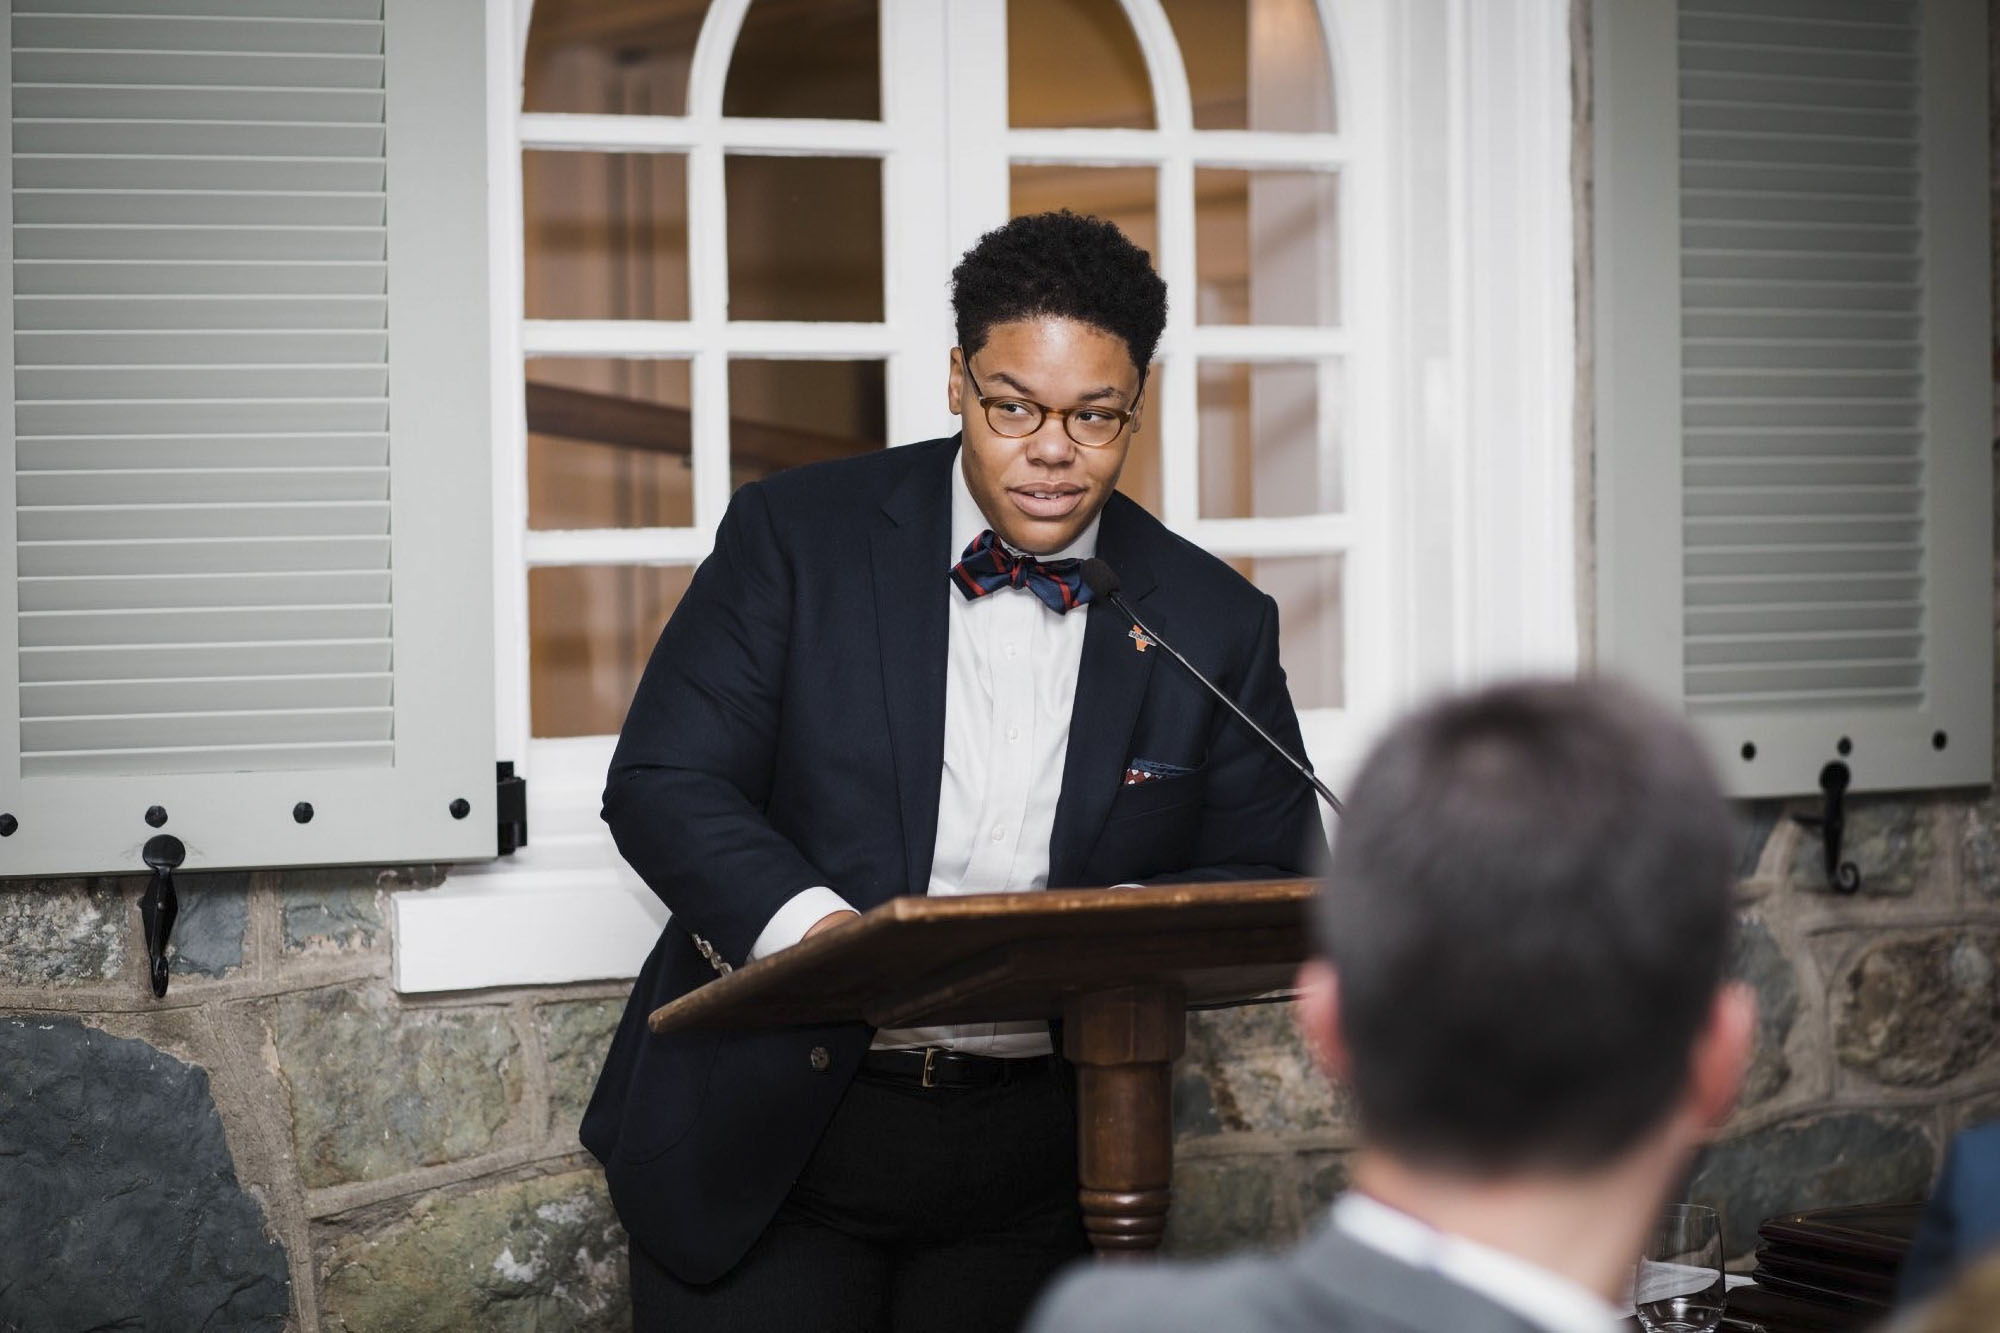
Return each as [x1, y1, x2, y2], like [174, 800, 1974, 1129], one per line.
[496, 761, 528, 856]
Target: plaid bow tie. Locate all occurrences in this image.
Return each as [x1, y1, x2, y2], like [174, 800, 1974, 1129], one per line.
[949, 529, 1094, 614]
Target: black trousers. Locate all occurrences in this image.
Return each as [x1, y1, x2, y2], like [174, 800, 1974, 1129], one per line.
[630, 1058, 1091, 1332]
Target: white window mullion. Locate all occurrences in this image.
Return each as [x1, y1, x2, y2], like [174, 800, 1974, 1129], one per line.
[942, 2, 1010, 263]
[520, 112, 893, 157]
[523, 320, 898, 360]
[1190, 325, 1348, 359]
[1005, 128, 1345, 171]
[872, 0, 955, 447]
[1115, 1, 1198, 530]
[1331, 0, 1400, 736]
[682, 0, 746, 533]
[525, 527, 717, 568]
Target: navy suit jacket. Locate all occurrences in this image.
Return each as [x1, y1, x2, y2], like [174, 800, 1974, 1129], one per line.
[1896, 1122, 2000, 1307]
[580, 436, 1324, 1283]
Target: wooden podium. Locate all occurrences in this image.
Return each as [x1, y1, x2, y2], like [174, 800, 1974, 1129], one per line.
[647, 878, 1318, 1254]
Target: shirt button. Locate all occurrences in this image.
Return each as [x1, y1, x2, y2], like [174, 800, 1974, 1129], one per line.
[1004, 642, 1018, 660]
[1006, 725, 1020, 742]
[991, 824, 1006, 842]
[809, 1046, 831, 1073]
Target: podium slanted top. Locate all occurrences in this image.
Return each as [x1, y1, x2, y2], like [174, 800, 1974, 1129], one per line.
[647, 877, 1319, 1035]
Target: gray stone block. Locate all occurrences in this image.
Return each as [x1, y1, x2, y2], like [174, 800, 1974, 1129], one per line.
[0, 1016, 289, 1330]
[1732, 801, 1784, 881]
[0, 878, 125, 986]
[272, 986, 523, 1188]
[1688, 1112, 1935, 1257]
[1162, 1155, 1294, 1258]
[279, 864, 437, 954]
[1834, 931, 2000, 1087]
[1960, 794, 2000, 898]
[319, 1170, 627, 1332]
[1730, 916, 1798, 1105]
[1172, 1060, 1223, 1137]
[536, 999, 620, 1133]
[1788, 799, 1933, 897]
[1184, 1001, 1349, 1135]
[1295, 1149, 1350, 1220]
[167, 871, 251, 977]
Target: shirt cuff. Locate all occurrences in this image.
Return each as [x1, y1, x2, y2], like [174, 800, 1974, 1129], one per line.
[749, 886, 859, 960]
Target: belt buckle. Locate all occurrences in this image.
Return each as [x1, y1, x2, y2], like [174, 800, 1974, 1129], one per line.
[920, 1046, 940, 1089]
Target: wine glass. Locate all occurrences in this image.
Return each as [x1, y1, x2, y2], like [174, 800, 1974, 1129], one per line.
[1633, 1203, 1726, 1333]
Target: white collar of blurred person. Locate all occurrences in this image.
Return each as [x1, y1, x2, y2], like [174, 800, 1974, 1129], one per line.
[1333, 1192, 1625, 1333]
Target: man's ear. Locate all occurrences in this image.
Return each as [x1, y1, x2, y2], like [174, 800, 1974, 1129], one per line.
[1690, 981, 1757, 1130]
[1293, 959, 1351, 1083]
[947, 346, 966, 415]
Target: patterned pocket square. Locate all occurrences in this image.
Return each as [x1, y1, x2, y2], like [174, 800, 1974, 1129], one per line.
[1123, 758, 1193, 785]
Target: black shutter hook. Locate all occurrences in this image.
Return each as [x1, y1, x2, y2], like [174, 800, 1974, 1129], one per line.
[141, 833, 186, 997]
[1792, 761, 1861, 895]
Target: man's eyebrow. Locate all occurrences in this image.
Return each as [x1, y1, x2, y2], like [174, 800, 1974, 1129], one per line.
[986, 370, 1129, 404]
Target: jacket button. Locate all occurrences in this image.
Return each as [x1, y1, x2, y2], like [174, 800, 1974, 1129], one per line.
[809, 1046, 831, 1073]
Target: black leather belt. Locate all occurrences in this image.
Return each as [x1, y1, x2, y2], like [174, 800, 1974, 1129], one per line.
[859, 1047, 1052, 1090]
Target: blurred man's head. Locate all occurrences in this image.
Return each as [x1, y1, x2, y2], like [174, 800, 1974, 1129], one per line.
[1301, 678, 1748, 1178]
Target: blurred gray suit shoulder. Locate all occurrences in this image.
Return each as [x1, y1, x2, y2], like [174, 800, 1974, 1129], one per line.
[1026, 1224, 1551, 1333]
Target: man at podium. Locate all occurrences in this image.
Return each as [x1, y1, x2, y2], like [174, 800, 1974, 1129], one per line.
[582, 210, 1324, 1332]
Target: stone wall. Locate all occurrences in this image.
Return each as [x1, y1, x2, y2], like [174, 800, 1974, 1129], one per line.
[1160, 782, 2000, 1265]
[0, 868, 631, 1330]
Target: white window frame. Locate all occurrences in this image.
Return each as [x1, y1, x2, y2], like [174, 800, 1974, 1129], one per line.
[393, 0, 1577, 994]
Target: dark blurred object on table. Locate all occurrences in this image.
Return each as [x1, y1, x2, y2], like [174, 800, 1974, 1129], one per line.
[1894, 1123, 2000, 1312]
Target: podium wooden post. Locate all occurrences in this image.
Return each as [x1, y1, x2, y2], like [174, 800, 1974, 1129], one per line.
[647, 878, 1317, 1256]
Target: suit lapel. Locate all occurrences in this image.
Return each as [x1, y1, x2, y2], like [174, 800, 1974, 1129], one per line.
[870, 442, 956, 898]
[1049, 495, 1159, 886]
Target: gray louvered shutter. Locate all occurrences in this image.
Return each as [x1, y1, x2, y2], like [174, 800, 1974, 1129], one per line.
[0, 0, 497, 874]
[1593, 0, 1990, 798]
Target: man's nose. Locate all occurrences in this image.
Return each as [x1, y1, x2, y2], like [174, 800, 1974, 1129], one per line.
[1023, 417, 1077, 463]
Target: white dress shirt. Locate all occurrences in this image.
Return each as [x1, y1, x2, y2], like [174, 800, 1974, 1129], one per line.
[1332, 1193, 1626, 1333]
[749, 454, 1097, 1057]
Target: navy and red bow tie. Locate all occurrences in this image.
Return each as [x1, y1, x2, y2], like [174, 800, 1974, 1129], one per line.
[949, 529, 1095, 614]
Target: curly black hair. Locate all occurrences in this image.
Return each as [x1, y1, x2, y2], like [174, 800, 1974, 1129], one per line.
[950, 210, 1168, 378]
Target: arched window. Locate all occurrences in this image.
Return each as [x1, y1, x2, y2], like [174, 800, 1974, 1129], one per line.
[397, 0, 1576, 991]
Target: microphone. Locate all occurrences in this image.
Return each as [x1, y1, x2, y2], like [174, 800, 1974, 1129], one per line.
[1080, 558, 1342, 815]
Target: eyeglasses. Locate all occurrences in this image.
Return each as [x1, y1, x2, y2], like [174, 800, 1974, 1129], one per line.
[961, 357, 1141, 448]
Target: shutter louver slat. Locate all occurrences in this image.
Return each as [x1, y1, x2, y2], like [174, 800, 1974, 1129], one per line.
[13, 15, 384, 55]
[1678, 0, 1929, 712]
[17, 1, 381, 18]
[18, 605, 390, 646]
[17, 120, 385, 157]
[20, 466, 388, 504]
[11, 0, 394, 778]
[21, 672, 391, 716]
[18, 568, 390, 610]
[15, 433, 389, 468]
[12, 51, 385, 90]
[14, 156, 385, 191]
[18, 224, 387, 261]
[16, 330, 388, 363]
[18, 536, 390, 577]
[12, 85, 385, 122]
[23, 707, 392, 753]
[20, 639, 392, 681]
[15, 190, 386, 225]
[20, 741, 393, 778]
[16, 296, 389, 330]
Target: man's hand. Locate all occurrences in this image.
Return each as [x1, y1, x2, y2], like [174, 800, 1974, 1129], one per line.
[803, 909, 860, 941]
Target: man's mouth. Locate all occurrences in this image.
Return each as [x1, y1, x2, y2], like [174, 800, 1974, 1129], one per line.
[1009, 485, 1087, 520]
